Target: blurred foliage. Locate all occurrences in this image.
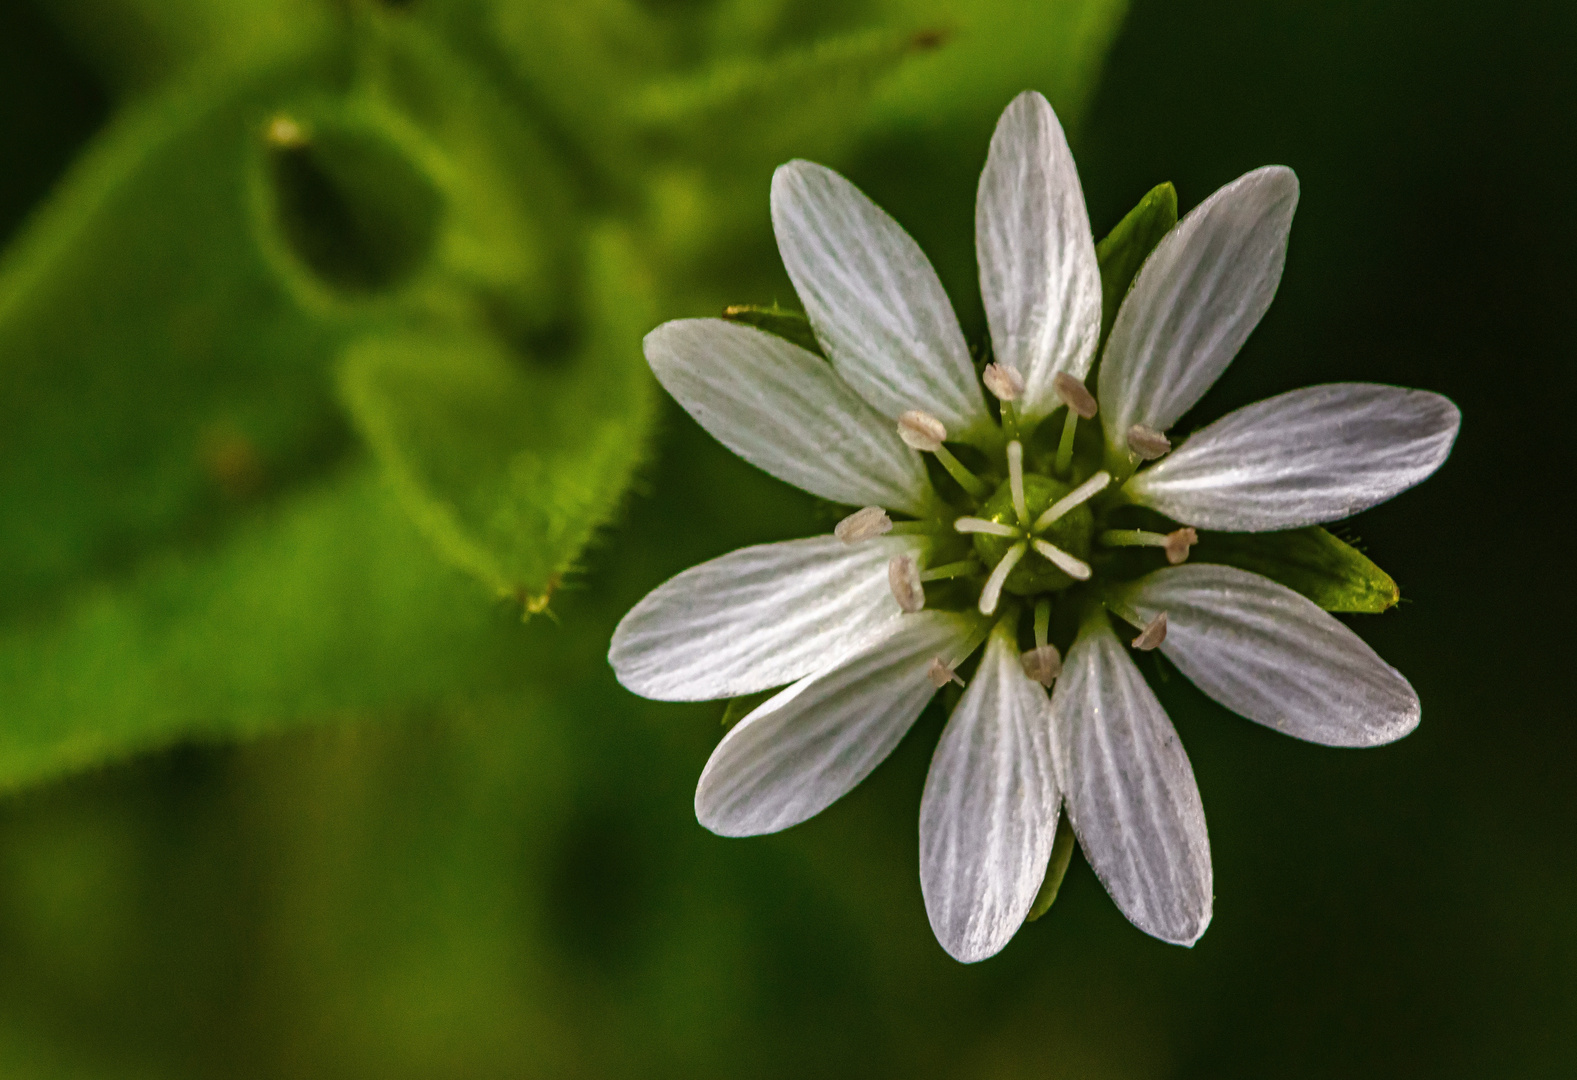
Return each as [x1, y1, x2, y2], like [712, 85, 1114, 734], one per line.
[3, 0, 1575, 1077]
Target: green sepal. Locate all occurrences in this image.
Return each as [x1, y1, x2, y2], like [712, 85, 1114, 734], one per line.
[1193, 526, 1401, 613]
[1094, 181, 1177, 345]
[721, 303, 824, 357]
[720, 688, 776, 729]
[1027, 813, 1077, 921]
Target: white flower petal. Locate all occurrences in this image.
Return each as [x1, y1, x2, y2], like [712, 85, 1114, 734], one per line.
[1124, 383, 1461, 531]
[1110, 564, 1420, 747]
[920, 619, 1059, 963]
[771, 161, 993, 440]
[644, 318, 933, 515]
[696, 611, 981, 837]
[975, 91, 1101, 425]
[1099, 166, 1300, 458]
[1052, 615, 1211, 945]
[610, 534, 923, 702]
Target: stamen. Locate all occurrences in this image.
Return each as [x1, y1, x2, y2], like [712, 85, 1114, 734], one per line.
[983, 363, 1024, 402]
[1020, 645, 1062, 687]
[1031, 539, 1092, 581]
[1054, 408, 1078, 477]
[919, 559, 981, 582]
[1099, 526, 1198, 564]
[1007, 440, 1028, 524]
[1033, 471, 1111, 532]
[1053, 373, 1098, 419]
[1034, 599, 1052, 649]
[954, 516, 1019, 538]
[931, 443, 990, 500]
[1127, 424, 1172, 460]
[1163, 527, 1198, 565]
[897, 410, 947, 452]
[978, 542, 1026, 615]
[927, 657, 966, 689]
[834, 506, 892, 543]
[887, 553, 925, 613]
[1132, 611, 1168, 650]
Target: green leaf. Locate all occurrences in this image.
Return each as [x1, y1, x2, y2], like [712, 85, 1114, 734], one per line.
[721, 303, 823, 356]
[0, 468, 530, 794]
[338, 226, 659, 606]
[0, 51, 361, 624]
[629, 27, 925, 170]
[1027, 813, 1077, 921]
[1094, 180, 1177, 344]
[1192, 526, 1401, 614]
[41, 0, 336, 94]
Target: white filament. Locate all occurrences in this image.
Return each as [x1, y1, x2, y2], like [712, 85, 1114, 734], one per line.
[1033, 471, 1111, 532]
[978, 542, 1027, 616]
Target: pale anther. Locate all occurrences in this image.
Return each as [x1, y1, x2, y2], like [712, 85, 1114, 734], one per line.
[954, 516, 1019, 538]
[897, 410, 947, 452]
[1007, 440, 1028, 524]
[1020, 644, 1062, 687]
[1033, 471, 1111, 532]
[1128, 424, 1172, 460]
[983, 363, 1024, 402]
[1132, 612, 1168, 651]
[834, 506, 893, 544]
[927, 657, 965, 689]
[1164, 527, 1199, 565]
[887, 553, 925, 613]
[1053, 373, 1098, 419]
[978, 542, 1026, 616]
[1031, 539, 1092, 581]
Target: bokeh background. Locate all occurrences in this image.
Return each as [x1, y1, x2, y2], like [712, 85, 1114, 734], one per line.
[1, 0, 1573, 1076]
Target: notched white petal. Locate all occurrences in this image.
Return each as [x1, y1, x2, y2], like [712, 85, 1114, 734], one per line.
[610, 534, 922, 701]
[695, 611, 981, 836]
[772, 161, 991, 437]
[1126, 383, 1462, 531]
[1052, 615, 1212, 945]
[976, 91, 1101, 424]
[645, 319, 931, 515]
[1100, 166, 1300, 455]
[921, 622, 1059, 962]
[1112, 564, 1420, 747]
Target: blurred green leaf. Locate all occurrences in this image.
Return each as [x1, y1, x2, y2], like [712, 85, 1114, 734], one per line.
[42, 0, 337, 94]
[1094, 180, 1177, 344]
[339, 226, 659, 605]
[0, 53, 358, 624]
[630, 27, 926, 171]
[867, 0, 1129, 134]
[0, 467, 533, 794]
[1193, 527, 1401, 614]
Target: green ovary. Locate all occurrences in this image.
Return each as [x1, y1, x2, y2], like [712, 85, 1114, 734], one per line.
[971, 474, 1093, 595]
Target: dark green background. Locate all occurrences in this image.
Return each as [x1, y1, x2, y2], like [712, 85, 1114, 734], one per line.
[1, 0, 1572, 1076]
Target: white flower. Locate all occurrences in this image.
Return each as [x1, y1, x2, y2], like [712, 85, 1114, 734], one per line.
[609, 91, 1460, 961]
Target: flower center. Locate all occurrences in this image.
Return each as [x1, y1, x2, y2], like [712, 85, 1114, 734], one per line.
[971, 474, 1094, 595]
